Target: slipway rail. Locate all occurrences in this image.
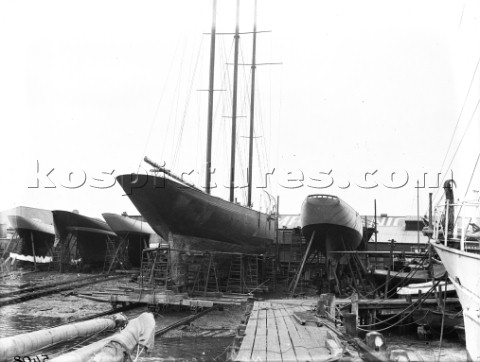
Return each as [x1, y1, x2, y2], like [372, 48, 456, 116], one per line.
[0, 274, 124, 307]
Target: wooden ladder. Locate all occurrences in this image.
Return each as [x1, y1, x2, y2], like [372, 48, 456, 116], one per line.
[104, 237, 128, 274]
[244, 255, 259, 292]
[226, 254, 244, 293]
[140, 247, 170, 290]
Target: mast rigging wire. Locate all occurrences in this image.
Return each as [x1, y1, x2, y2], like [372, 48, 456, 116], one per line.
[431, 54, 480, 204]
[137, 38, 183, 173]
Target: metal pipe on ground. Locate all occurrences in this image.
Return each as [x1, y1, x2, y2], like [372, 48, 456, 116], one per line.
[0, 314, 127, 361]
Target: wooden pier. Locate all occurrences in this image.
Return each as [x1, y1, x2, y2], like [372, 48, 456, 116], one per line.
[234, 301, 344, 362]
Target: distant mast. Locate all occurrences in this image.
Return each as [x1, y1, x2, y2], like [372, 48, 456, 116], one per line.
[229, 0, 241, 202]
[205, 0, 217, 195]
[247, 0, 258, 208]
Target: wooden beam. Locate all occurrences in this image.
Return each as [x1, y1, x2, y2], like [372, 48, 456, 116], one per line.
[290, 230, 315, 295]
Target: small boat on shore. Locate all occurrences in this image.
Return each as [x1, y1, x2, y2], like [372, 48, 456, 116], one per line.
[300, 194, 363, 257]
[2, 206, 55, 258]
[396, 280, 456, 297]
[411, 307, 464, 335]
[102, 212, 164, 267]
[372, 268, 430, 285]
[52, 210, 118, 267]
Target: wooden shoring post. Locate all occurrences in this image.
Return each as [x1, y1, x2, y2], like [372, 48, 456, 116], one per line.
[31, 232, 37, 271]
[354, 252, 368, 275]
[347, 256, 358, 292]
[107, 237, 126, 275]
[1, 233, 15, 259]
[374, 199, 378, 267]
[204, 253, 213, 295]
[344, 313, 357, 337]
[384, 239, 395, 299]
[324, 293, 336, 324]
[317, 294, 327, 317]
[351, 293, 359, 319]
[353, 254, 367, 293]
[332, 262, 341, 295]
[290, 230, 315, 295]
[165, 247, 170, 290]
[240, 254, 244, 294]
[326, 258, 331, 292]
[384, 268, 390, 300]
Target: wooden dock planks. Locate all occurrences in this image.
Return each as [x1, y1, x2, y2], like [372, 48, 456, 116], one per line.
[235, 303, 260, 361]
[235, 301, 341, 362]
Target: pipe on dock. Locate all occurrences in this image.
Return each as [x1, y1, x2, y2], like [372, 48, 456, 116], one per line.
[50, 312, 155, 362]
[0, 314, 127, 361]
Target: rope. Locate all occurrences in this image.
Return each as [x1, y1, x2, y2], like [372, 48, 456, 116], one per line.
[138, 37, 182, 173]
[355, 277, 443, 332]
[133, 345, 145, 361]
[339, 250, 430, 311]
[172, 38, 204, 168]
[437, 274, 448, 361]
[430, 54, 480, 207]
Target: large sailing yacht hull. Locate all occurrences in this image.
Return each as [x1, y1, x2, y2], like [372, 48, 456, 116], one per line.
[116, 174, 275, 254]
[431, 241, 480, 361]
[3, 206, 55, 257]
[301, 195, 363, 257]
[53, 210, 117, 265]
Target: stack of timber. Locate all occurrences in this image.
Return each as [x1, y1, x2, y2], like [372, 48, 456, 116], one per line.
[76, 288, 249, 308]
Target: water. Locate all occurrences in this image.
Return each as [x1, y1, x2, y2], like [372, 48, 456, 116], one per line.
[0, 304, 65, 338]
[0, 306, 232, 361]
[0, 301, 465, 361]
[147, 336, 232, 361]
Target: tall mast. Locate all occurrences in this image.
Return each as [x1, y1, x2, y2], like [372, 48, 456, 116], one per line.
[247, 0, 258, 208]
[205, 0, 217, 195]
[229, 0, 240, 202]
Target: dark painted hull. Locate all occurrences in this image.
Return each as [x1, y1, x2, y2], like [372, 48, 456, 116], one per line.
[53, 210, 117, 265]
[116, 174, 275, 254]
[301, 195, 363, 257]
[411, 308, 463, 334]
[3, 206, 55, 257]
[102, 213, 156, 267]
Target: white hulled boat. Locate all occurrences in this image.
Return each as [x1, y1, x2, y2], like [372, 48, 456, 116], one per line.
[430, 180, 480, 361]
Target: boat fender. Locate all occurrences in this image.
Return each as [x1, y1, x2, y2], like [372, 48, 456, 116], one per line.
[364, 331, 386, 352]
[110, 313, 128, 329]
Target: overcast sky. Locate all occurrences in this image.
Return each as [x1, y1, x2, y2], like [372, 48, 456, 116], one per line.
[1, 0, 479, 220]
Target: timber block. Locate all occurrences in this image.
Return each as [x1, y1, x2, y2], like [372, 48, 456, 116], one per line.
[325, 338, 342, 356]
[389, 349, 410, 361]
